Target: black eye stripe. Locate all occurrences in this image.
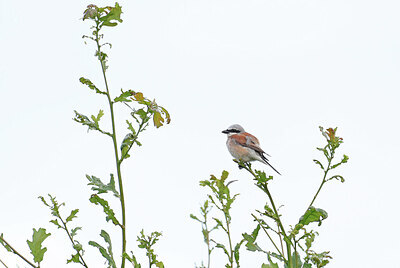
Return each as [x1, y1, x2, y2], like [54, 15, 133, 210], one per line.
[228, 129, 241, 133]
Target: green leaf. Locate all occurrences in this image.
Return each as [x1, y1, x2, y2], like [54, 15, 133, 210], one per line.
[89, 194, 120, 226]
[313, 159, 324, 170]
[155, 262, 164, 268]
[87, 174, 120, 198]
[99, 2, 123, 27]
[120, 133, 136, 160]
[215, 243, 229, 257]
[73, 110, 112, 137]
[26, 228, 51, 263]
[190, 214, 201, 222]
[123, 252, 142, 268]
[79, 77, 106, 95]
[89, 230, 116, 268]
[71, 227, 82, 238]
[327, 175, 345, 183]
[299, 206, 328, 227]
[234, 239, 244, 265]
[91, 109, 105, 128]
[49, 219, 63, 229]
[330, 154, 349, 170]
[126, 120, 136, 134]
[243, 225, 263, 252]
[66, 209, 79, 223]
[262, 262, 279, 268]
[0, 234, 12, 252]
[67, 252, 81, 264]
[114, 90, 133, 103]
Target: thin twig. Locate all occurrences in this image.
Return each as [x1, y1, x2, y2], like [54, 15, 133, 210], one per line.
[252, 214, 285, 259]
[0, 258, 8, 268]
[0, 236, 37, 268]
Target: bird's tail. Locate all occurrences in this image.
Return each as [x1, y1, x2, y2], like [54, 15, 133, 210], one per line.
[260, 154, 281, 175]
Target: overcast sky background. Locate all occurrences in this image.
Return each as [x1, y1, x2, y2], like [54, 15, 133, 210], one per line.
[1, 0, 400, 267]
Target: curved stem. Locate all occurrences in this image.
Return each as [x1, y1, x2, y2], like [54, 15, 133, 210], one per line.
[0, 236, 37, 268]
[95, 22, 126, 268]
[308, 157, 332, 209]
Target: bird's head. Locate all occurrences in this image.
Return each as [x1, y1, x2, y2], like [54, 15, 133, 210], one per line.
[222, 124, 245, 136]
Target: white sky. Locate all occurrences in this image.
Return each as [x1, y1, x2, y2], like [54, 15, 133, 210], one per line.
[1, 0, 400, 267]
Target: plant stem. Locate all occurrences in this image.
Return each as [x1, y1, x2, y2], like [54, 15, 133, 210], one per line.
[277, 223, 285, 258]
[242, 163, 293, 268]
[95, 22, 126, 268]
[204, 218, 211, 268]
[308, 158, 332, 209]
[0, 236, 37, 268]
[251, 214, 285, 259]
[0, 258, 8, 268]
[223, 212, 234, 267]
[59, 217, 89, 267]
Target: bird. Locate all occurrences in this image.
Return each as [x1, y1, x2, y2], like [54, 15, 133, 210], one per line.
[222, 124, 281, 175]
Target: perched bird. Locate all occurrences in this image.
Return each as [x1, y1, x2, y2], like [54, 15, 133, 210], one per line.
[222, 124, 281, 175]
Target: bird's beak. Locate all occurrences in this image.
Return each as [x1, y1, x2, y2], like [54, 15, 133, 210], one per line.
[222, 129, 229, 134]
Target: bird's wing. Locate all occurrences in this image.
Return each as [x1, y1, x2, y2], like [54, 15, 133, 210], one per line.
[232, 133, 267, 155]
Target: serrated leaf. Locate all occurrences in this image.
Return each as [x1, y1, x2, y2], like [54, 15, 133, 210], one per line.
[99, 2, 123, 27]
[71, 227, 82, 238]
[26, 228, 51, 263]
[89, 194, 120, 226]
[91, 109, 104, 128]
[73, 110, 112, 137]
[262, 262, 279, 268]
[153, 111, 164, 128]
[299, 206, 328, 226]
[126, 120, 136, 134]
[79, 77, 106, 95]
[66, 209, 79, 223]
[155, 262, 164, 268]
[49, 219, 63, 229]
[114, 90, 133, 103]
[89, 240, 116, 268]
[67, 252, 81, 264]
[87, 174, 120, 198]
[123, 252, 142, 268]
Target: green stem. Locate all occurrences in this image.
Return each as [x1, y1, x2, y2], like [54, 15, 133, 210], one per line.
[0, 236, 37, 268]
[308, 157, 332, 209]
[204, 217, 211, 268]
[0, 258, 8, 268]
[223, 212, 234, 267]
[251, 214, 285, 259]
[242, 163, 293, 267]
[95, 21, 126, 268]
[59, 217, 89, 268]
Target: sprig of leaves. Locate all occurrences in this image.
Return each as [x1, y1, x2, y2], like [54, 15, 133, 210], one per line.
[198, 171, 244, 268]
[89, 230, 117, 268]
[39, 195, 88, 267]
[137, 230, 164, 268]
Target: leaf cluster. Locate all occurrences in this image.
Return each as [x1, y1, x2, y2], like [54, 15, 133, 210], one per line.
[39, 194, 87, 267]
[196, 171, 244, 268]
[137, 230, 165, 268]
